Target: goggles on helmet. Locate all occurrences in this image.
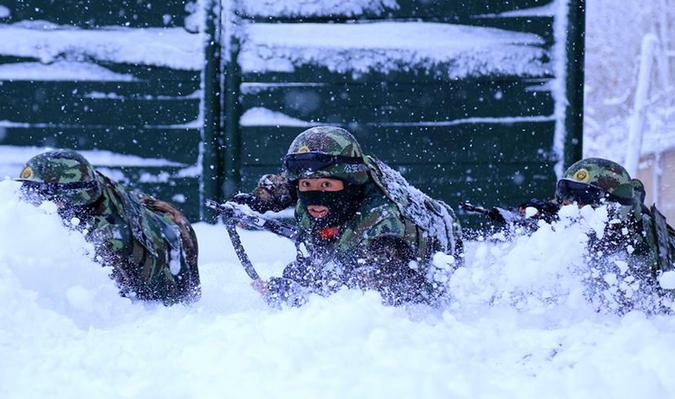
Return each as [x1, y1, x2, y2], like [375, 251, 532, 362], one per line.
[20, 180, 99, 201]
[556, 179, 633, 206]
[284, 152, 365, 175]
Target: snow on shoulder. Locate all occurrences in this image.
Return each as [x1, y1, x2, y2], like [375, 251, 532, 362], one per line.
[239, 22, 550, 78]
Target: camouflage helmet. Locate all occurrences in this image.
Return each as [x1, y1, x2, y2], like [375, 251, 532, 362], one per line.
[284, 126, 370, 184]
[555, 158, 639, 206]
[17, 149, 103, 207]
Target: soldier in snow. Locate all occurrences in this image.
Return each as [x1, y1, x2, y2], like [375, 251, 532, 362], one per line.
[17, 150, 201, 305]
[503, 158, 674, 311]
[232, 126, 463, 306]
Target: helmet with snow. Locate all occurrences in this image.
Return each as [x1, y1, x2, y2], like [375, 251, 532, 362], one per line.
[283, 126, 370, 184]
[17, 149, 103, 207]
[555, 158, 641, 207]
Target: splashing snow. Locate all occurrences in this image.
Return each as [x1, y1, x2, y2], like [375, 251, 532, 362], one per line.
[2, 181, 675, 398]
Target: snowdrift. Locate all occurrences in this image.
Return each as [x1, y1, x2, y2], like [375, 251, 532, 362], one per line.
[1, 180, 675, 399]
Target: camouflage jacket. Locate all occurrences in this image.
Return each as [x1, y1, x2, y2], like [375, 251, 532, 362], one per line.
[590, 203, 671, 277]
[269, 157, 463, 305]
[82, 173, 200, 304]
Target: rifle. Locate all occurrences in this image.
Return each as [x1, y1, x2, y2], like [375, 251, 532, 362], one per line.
[460, 200, 558, 230]
[205, 200, 300, 281]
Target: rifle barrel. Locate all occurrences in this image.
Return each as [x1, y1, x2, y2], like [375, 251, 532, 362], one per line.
[206, 200, 299, 240]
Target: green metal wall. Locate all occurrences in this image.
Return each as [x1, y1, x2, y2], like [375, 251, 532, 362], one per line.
[208, 0, 585, 227]
[0, 1, 203, 219]
[0, 1, 585, 226]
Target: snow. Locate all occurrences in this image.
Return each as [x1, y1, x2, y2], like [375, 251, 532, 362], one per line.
[0, 61, 137, 81]
[659, 271, 675, 290]
[0, 145, 185, 179]
[0, 24, 202, 71]
[240, 0, 398, 18]
[476, 3, 557, 18]
[240, 107, 314, 127]
[2, 180, 675, 398]
[583, 0, 675, 163]
[239, 22, 550, 78]
[0, 6, 10, 19]
[375, 115, 555, 127]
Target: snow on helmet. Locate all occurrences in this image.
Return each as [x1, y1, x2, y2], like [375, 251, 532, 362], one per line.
[284, 126, 370, 184]
[555, 158, 638, 206]
[17, 149, 103, 207]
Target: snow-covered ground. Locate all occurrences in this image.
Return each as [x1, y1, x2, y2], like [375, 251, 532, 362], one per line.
[2, 179, 675, 399]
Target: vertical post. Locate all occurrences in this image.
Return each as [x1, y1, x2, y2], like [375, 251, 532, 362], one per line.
[201, 0, 223, 220]
[563, 0, 586, 170]
[222, 4, 242, 199]
[625, 34, 658, 177]
[657, 0, 671, 91]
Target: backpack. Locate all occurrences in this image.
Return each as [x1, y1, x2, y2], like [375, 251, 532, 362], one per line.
[651, 205, 675, 273]
[366, 157, 462, 258]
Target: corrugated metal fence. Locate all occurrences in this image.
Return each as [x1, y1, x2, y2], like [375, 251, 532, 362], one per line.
[0, 0, 584, 224]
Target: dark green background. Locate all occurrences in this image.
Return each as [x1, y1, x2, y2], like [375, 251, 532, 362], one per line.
[0, 0, 584, 229]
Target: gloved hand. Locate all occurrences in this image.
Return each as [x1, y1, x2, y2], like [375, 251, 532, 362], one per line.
[231, 174, 295, 213]
[517, 198, 560, 222]
[252, 277, 308, 307]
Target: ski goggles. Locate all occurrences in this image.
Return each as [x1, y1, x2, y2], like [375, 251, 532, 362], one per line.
[284, 152, 365, 174]
[19, 180, 98, 199]
[556, 179, 633, 206]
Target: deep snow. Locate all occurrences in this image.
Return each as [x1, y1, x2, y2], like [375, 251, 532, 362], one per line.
[2, 180, 675, 399]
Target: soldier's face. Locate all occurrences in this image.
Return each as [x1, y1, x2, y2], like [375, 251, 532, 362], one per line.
[298, 178, 344, 219]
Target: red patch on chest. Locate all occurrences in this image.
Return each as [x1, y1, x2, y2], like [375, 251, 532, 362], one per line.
[319, 226, 340, 241]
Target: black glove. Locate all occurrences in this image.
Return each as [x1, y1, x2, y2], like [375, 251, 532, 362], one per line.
[230, 192, 261, 209]
[231, 174, 295, 213]
[517, 199, 560, 222]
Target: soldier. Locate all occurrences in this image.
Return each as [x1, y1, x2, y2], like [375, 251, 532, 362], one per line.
[517, 158, 674, 311]
[17, 150, 201, 305]
[233, 126, 463, 306]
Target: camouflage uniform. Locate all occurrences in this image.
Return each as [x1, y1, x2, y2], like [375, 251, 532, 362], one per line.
[556, 159, 659, 270]
[239, 126, 463, 306]
[18, 150, 200, 305]
[555, 158, 674, 312]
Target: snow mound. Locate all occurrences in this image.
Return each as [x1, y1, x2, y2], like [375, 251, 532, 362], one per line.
[239, 22, 550, 78]
[0, 181, 134, 329]
[240, 107, 314, 127]
[0, 24, 201, 70]
[2, 181, 675, 398]
[240, 0, 399, 18]
[0, 61, 137, 81]
[0, 6, 10, 19]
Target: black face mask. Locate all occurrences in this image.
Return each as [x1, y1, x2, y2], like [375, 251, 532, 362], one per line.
[297, 183, 366, 229]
